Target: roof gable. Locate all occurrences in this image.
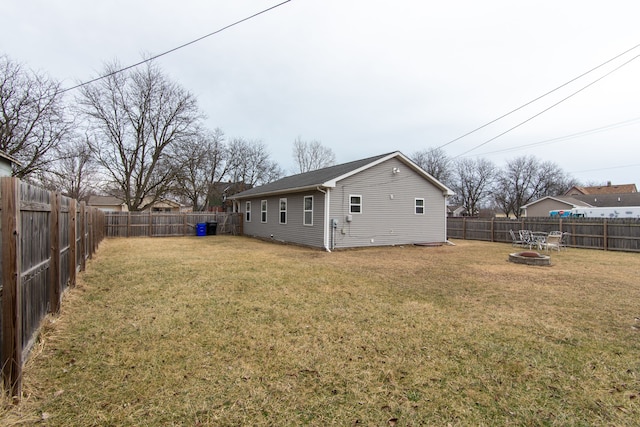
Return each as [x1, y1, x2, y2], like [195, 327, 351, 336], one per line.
[88, 195, 126, 206]
[231, 151, 453, 199]
[520, 196, 593, 209]
[0, 150, 21, 166]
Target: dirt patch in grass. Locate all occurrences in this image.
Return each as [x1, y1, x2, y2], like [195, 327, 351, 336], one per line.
[3, 237, 639, 426]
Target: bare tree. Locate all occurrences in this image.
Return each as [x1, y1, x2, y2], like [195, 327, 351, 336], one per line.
[0, 55, 72, 178]
[450, 157, 496, 216]
[292, 137, 335, 173]
[227, 138, 283, 186]
[410, 147, 452, 187]
[493, 155, 573, 218]
[172, 128, 227, 211]
[78, 60, 201, 211]
[38, 135, 99, 201]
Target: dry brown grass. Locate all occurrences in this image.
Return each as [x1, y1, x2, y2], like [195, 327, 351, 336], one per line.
[2, 237, 639, 426]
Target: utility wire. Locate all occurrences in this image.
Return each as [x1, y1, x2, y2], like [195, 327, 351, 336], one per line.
[570, 163, 640, 175]
[436, 43, 640, 150]
[57, 0, 293, 94]
[468, 116, 640, 157]
[453, 53, 640, 158]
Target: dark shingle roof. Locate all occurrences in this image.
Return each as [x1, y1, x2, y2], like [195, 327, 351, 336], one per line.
[231, 152, 395, 199]
[231, 151, 453, 199]
[573, 192, 640, 207]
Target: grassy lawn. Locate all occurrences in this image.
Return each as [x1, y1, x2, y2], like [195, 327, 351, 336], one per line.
[2, 236, 639, 426]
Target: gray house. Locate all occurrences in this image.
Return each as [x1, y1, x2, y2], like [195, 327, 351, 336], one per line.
[230, 151, 454, 250]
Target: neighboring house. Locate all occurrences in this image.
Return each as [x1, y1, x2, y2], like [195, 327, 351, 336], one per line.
[88, 195, 182, 212]
[230, 151, 454, 250]
[208, 181, 251, 212]
[571, 192, 640, 208]
[565, 182, 637, 196]
[0, 150, 21, 177]
[88, 196, 128, 212]
[521, 192, 640, 217]
[447, 205, 468, 217]
[520, 196, 592, 217]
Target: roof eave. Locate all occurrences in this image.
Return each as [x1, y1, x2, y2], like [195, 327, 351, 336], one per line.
[230, 184, 333, 200]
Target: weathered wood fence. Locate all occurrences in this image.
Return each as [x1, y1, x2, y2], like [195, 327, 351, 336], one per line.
[103, 211, 242, 238]
[0, 177, 104, 397]
[447, 217, 640, 252]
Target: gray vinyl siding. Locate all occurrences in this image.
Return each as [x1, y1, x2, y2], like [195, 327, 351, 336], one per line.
[329, 157, 447, 248]
[241, 190, 326, 248]
[524, 199, 574, 217]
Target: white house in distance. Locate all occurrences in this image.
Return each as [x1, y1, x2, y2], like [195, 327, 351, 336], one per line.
[230, 151, 454, 251]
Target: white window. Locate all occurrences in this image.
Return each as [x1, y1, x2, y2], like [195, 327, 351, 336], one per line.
[349, 195, 362, 214]
[245, 201, 251, 222]
[415, 198, 425, 215]
[279, 198, 287, 224]
[261, 200, 267, 223]
[304, 196, 313, 226]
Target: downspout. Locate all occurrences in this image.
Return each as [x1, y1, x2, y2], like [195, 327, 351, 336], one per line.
[444, 192, 452, 244]
[316, 187, 331, 252]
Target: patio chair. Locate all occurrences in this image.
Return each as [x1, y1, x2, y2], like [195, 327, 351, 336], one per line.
[518, 229, 535, 249]
[509, 229, 525, 247]
[544, 231, 562, 252]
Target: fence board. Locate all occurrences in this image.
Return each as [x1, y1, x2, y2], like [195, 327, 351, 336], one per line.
[0, 177, 104, 397]
[447, 217, 640, 252]
[104, 212, 242, 238]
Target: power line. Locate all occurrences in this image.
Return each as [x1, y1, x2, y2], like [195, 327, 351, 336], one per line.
[468, 116, 640, 157]
[436, 43, 640, 150]
[57, 0, 293, 94]
[453, 53, 640, 158]
[570, 163, 640, 175]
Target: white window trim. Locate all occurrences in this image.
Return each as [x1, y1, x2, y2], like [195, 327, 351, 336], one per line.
[415, 198, 425, 215]
[279, 198, 287, 224]
[245, 201, 251, 222]
[349, 194, 362, 214]
[261, 200, 267, 223]
[303, 195, 313, 226]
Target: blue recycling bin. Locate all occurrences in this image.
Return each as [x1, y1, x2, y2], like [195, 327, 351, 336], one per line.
[196, 223, 207, 236]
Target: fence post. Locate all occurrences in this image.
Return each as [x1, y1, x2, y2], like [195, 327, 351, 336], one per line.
[1, 177, 23, 398]
[88, 207, 94, 259]
[490, 217, 495, 242]
[148, 210, 153, 237]
[462, 217, 466, 240]
[69, 198, 77, 288]
[603, 219, 608, 251]
[49, 191, 61, 314]
[79, 202, 86, 272]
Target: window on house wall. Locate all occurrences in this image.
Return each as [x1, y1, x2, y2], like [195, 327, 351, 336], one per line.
[349, 195, 362, 214]
[279, 198, 287, 224]
[261, 200, 268, 223]
[304, 195, 313, 226]
[245, 201, 251, 222]
[415, 198, 425, 215]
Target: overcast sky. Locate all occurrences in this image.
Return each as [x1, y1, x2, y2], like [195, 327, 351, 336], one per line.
[3, 1, 639, 185]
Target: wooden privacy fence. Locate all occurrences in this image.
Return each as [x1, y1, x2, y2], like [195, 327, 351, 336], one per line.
[447, 217, 640, 252]
[103, 211, 242, 238]
[0, 177, 104, 397]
